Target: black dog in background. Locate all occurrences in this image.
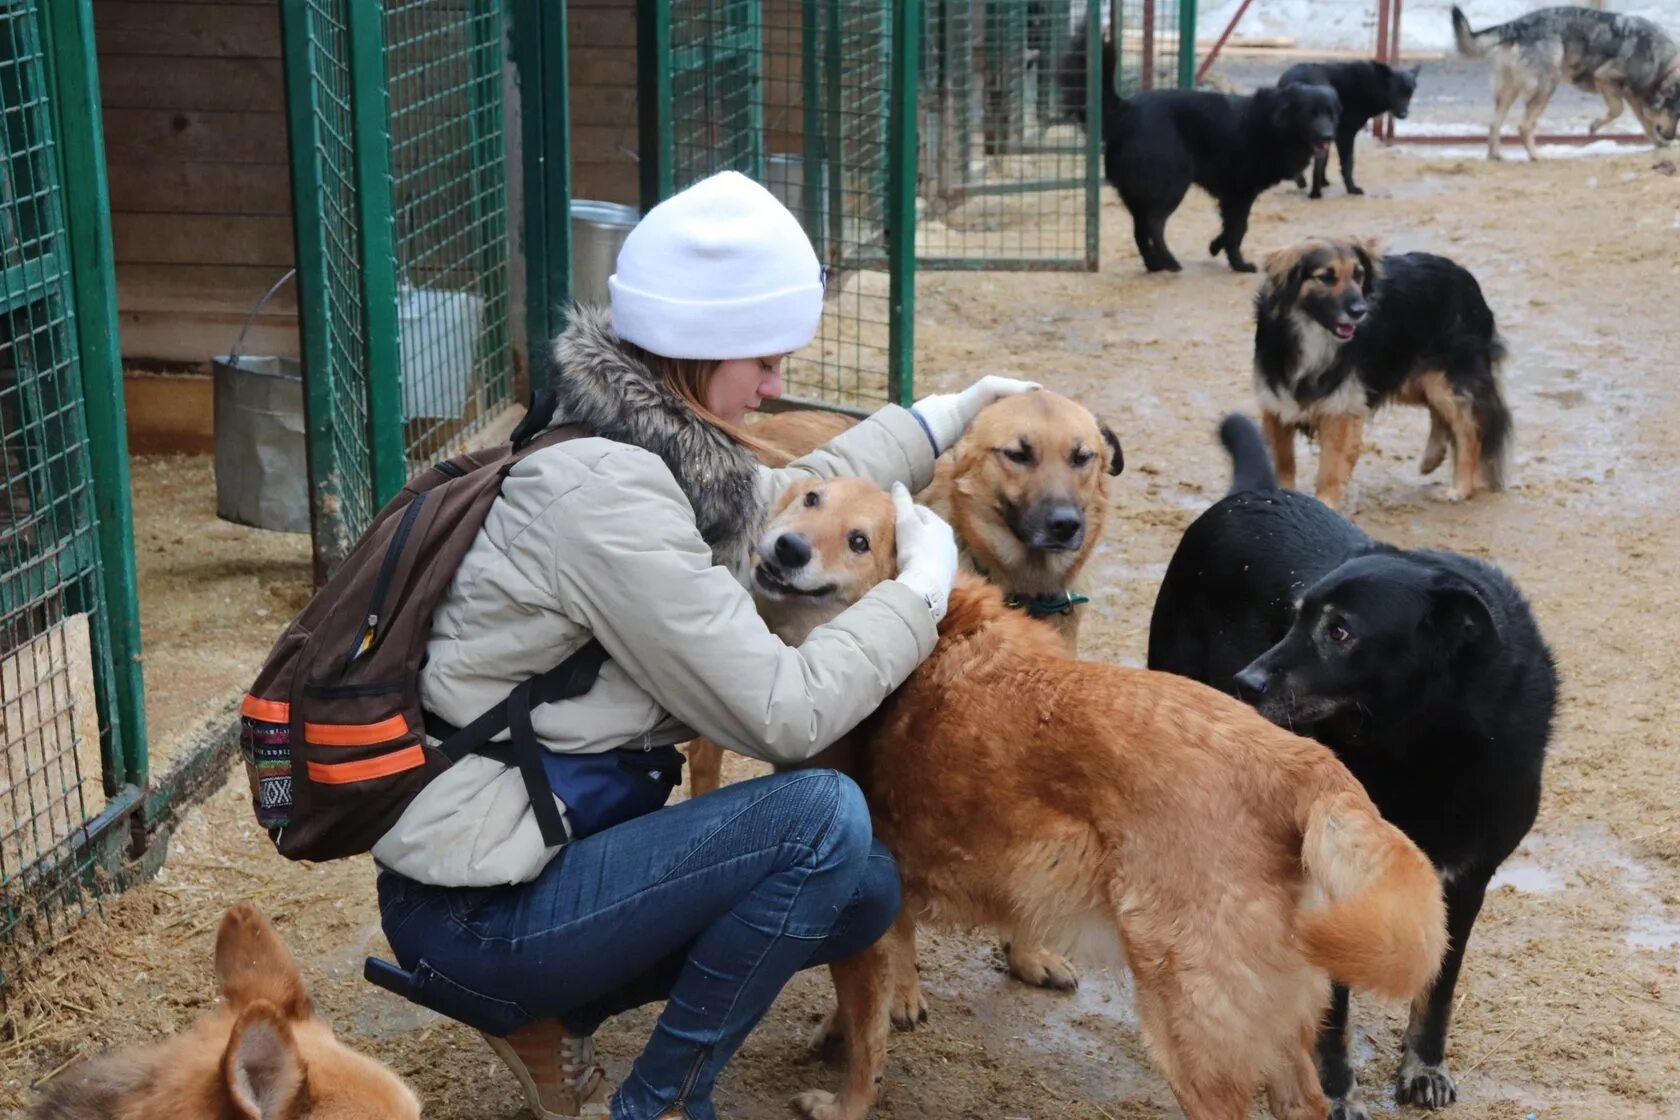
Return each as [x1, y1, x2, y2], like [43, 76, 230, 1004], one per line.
[1147, 415, 1556, 1117]
[1280, 61, 1421, 197]
[1063, 29, 1341, 272]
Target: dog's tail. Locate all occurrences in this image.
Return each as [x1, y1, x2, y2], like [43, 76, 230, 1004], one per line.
[1060, 19, 1123, 135]
[1294, 786, 1448, 1000]
[1451, 6, 1502, 58]
[1477, 338, 1513, 491]
[1219, 413, 1277, 494]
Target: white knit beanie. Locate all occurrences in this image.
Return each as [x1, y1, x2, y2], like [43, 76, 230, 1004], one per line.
[609, 170, 825, 361]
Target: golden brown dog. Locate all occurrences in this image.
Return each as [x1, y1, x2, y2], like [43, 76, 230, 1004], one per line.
[750, 476, 1447, 1120]
[29, 903, 420, 1120]
[1253, 237, 1511, 510]
[692, 391, 1122, 990]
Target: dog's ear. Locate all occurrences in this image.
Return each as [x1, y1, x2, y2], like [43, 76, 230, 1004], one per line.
[1349, 237, 1383, 296]
[1262, 244, 1309, 308]
[215, 904, 312, 1022]
[1428, 573, 1497, 655]
[223, 1002, 306, 1120]
[1097, 421, 1124, 476]
[1406, 64, 1422, 81]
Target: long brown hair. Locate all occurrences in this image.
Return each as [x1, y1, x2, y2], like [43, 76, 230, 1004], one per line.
[626, 344, 791, 467]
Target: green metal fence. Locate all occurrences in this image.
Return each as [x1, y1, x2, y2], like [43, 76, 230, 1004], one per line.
[0, 0, 145, 995]
[282, 0, 540, 576]
[917, 0, 1103, 270]
[640, 0, 921, 412]
[1112, 0, 1194, 95]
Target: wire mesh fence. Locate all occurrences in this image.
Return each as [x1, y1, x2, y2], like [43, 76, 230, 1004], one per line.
[0, 0, 125, 992]
[659, 0, 909, 411]
[282, 0, 520, 574]
[1110, 0, 1189, 95]
[917, 0, 1101, 269]
[387, 0, 513, 468]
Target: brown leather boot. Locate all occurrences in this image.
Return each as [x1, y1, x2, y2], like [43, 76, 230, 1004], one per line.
[480, 1020, 613, 1118]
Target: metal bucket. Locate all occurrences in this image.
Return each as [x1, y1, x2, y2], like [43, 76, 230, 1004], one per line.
[213, 271, 310, 534]
[765, 154, 825, 238]
[570, 200, 639, 310]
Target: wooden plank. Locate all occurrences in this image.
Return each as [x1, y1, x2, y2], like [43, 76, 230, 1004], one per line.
[101, 108, 288, 165]
[119, 309, 300, 364]
[569, 85, 638, 127]
[113, 213, 293, 267]
[0, 613, 106, 876]
[571, 124, 641, 166]
[116, 263, 297, 316]
[122, 372, 215, 454]
[96, 55, 284, 112]
[108, 162, 291, 216]
[572, 164, 640, 206]
[93, 2, 282, 58]
[569, 9, 636, 49]
[570, 51, 638, 87]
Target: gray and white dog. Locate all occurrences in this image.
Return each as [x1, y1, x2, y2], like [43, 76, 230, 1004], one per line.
[1452, 4, 1680, 160]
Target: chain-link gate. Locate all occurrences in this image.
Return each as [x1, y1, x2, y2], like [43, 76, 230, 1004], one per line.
[1, 0, 145, 996]
[917, 0, 1103, 270]
[640, 0, 921, 412]
[1110, 0, 1192, 96]
[281, 0, 536, 577]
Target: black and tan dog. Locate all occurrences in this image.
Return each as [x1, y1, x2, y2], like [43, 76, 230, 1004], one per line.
[687, 390, 1122, 992]
[1253, 237, 1512, 510]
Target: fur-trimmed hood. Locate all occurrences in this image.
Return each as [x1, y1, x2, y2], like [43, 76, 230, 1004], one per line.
[549, 305, 764, 579]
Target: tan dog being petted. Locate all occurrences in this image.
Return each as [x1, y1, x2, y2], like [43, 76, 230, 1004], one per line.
[28, 903, 420, 1120]
[745, 475, 1446, 1120]
[686, 388, 1122, 993]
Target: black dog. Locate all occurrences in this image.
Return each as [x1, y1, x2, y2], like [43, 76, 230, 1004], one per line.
[1065, 32, 1341, 272]
[1146, 414, 1556, 1118]
[1280, 60, 1420, 197]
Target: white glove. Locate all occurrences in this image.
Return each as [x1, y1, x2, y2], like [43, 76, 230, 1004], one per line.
[910, 375, 1043, 456]
[891, 482, 959, 623]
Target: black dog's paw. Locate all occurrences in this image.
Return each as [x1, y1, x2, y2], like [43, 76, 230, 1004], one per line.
[1309, 187, 1324, 199]
[1347, 184, 1366, 196]
[1295, 175, 1308, 189]
[1329, 1098, 1372, 1120]
[1208, 235, 1225, 257]
[1395, 1051, 1458, 1110]
[1231, 260, 1258, 273]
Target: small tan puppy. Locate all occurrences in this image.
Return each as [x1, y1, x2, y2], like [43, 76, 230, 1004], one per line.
[29, 903, 420, 1120]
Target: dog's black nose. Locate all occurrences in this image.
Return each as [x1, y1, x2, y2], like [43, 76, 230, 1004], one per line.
[1346, 301, 1368, 321]
[773, 533, 812, 569]
[1233, 665, 1271, 701]
[1046, 509, 1084, 545]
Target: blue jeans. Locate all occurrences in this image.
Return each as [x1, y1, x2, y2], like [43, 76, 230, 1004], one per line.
[376, 769, 899, 1120]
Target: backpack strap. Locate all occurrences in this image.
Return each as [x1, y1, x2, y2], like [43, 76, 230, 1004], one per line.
[434, 639, 610, 847]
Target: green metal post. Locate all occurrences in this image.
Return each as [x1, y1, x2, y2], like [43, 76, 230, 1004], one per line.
[887, 0, 920, 407]
[799, 0, 822, 240]
[637, 0, 673, 209]
[1179, 0, 1199, 87]
[544, 2, 573, 322]
[344, 1, 405, 506]
[514, 0, 552, 359]
[44, 0, 147, 789]
[280, 0, 345, 585]
[1084, 0, 1102, 269]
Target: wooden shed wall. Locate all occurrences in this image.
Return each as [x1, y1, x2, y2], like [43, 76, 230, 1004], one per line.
[95, 0, 301, 368]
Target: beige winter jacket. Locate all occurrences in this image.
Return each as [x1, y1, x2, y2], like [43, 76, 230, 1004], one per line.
[370, 310, 938, 886]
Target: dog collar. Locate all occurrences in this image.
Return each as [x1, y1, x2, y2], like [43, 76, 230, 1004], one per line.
[1004, 590, 1091, 619]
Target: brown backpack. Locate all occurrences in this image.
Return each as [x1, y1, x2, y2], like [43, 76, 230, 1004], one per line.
[240, 394, 603, 862]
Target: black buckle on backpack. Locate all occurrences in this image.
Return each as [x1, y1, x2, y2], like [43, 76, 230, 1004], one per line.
[511, 388, 561, 451]
[432, 640, 609, 849]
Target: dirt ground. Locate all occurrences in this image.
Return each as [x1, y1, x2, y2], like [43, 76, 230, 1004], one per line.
[3, 139, 1679, 1119]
